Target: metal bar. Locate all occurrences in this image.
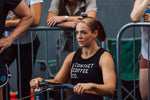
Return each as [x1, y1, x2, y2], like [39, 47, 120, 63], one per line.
[5, 26, 75, 100]
[6, 26, 75, 31]
[45, 31, 49, 100]
[123, 84, 139, 100]
[31, 31, 34, 74]
[30, 31, 35, 100]
[17, 39, 22, 98]
[59, 31, 62, 69]
[133, 26, 136, 100]
[122, 86, 135, 100]
[5, 84, 8, 100]
[117, 22, 150, 100]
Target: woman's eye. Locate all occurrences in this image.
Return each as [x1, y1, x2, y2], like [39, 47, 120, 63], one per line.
[75, 31, 87, 35]
[81, 31, 87, 34]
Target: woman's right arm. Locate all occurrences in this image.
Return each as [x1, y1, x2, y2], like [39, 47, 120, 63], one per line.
[30, 52, 75, 89]
[46, 11, 82, 27]
[130, 0, 149, 22]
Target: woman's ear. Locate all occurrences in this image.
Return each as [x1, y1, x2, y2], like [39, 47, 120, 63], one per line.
[94, 30, 98, 38]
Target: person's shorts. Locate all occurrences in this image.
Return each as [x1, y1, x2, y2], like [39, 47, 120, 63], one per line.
[140, 54, 150, 69]
[0, 46, 14, 66]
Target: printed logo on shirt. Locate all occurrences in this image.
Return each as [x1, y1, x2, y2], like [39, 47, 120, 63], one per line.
[71, 63, 94, 78]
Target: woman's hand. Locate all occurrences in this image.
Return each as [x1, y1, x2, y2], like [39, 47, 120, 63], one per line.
[144, 13, 150, 22]
[73, 83, 93, 95]
[72, 16, 82, 28]
[47, 16, 65, 27]
[30, 77, 44, 89]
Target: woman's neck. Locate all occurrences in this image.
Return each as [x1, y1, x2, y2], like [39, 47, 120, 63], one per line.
[81, 44, 100, 59]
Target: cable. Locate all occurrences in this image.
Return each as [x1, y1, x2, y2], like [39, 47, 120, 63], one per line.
[18, 88, 52, 100]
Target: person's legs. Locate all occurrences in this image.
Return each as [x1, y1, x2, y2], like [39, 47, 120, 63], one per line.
[139, 55, 150, 100]
[16, 37, 40, 99]
[1, 45, 16, 100]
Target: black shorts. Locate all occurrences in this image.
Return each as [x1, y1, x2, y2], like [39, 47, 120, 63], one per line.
[0, 46, 14, 66]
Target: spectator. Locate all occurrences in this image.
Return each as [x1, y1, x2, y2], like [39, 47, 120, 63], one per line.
[130, 0, 150, 100]
[0, 0, 33, 100]
[47, 0, 97, 71]
[4, 0, 43, 99]
[30, 17, 116, 100]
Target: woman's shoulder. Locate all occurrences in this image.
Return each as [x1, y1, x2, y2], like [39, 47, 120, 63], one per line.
[100, 51, 113, 63]
[67, 49, 81, 59]
[66, 51, 76, 59]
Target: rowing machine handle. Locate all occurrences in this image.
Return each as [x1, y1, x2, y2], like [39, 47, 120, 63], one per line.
[39, 81, 74, 89]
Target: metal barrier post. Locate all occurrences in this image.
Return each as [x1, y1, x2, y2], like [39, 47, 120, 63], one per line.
[117, 22, 150, 100]
[7, 26, 75, 100]
[17, 39, 22, 99]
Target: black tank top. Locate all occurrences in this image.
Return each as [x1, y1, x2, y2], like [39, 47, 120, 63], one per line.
[70, 48, 106, 100]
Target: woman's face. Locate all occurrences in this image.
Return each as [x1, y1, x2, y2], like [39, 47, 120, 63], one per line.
[76, 23, 96, 47]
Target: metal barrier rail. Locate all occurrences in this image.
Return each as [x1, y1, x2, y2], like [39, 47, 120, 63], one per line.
[117, 22, 150, 100]
[6, 26, 75, 100]
[7, 26, 106, 100]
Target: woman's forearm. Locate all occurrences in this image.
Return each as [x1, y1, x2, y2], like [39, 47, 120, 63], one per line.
[130, 0, 149, 22]
[84, 83, 115, 96]
[5, 19, 20, 28]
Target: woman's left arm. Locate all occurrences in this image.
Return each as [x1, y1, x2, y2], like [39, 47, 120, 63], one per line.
[74, 52, 116, 96]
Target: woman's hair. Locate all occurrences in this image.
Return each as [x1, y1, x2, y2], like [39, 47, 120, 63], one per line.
[59, 0, 86, 15]
[79, 17, 106, 41]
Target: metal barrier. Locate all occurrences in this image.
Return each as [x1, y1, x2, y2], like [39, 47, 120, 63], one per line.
[6, 26, 106, 100]
[6, 26, 75, 100]
[117, 22, 150, 100]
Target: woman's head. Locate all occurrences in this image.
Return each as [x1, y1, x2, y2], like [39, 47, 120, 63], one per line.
[77, 17, 106, 42]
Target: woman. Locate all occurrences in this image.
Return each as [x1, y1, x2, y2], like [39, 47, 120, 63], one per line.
[30, 17, 116, 100]
[47, 0, 97, 71]
[130, 0, 150, 100]
[4, 0, 43, 99]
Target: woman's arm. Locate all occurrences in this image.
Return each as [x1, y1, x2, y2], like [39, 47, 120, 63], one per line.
[46, 11, 82, 27]
[46, 11, 96, 28]
[130, 0, 149, 22]
[30, 52, 75, 89]
[56, 11, 97, 28]
[73, 52, 116, 96]
[5, 2, 42, 27]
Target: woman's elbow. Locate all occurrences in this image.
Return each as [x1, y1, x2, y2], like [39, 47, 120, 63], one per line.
[130, 14, 140, 22]
[131, 18, 140, 22]
[107, 84, 116, 96]
[110, 88, 116, 96]
[106, 87, 116, 96]
[32, 20, 41, 26]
